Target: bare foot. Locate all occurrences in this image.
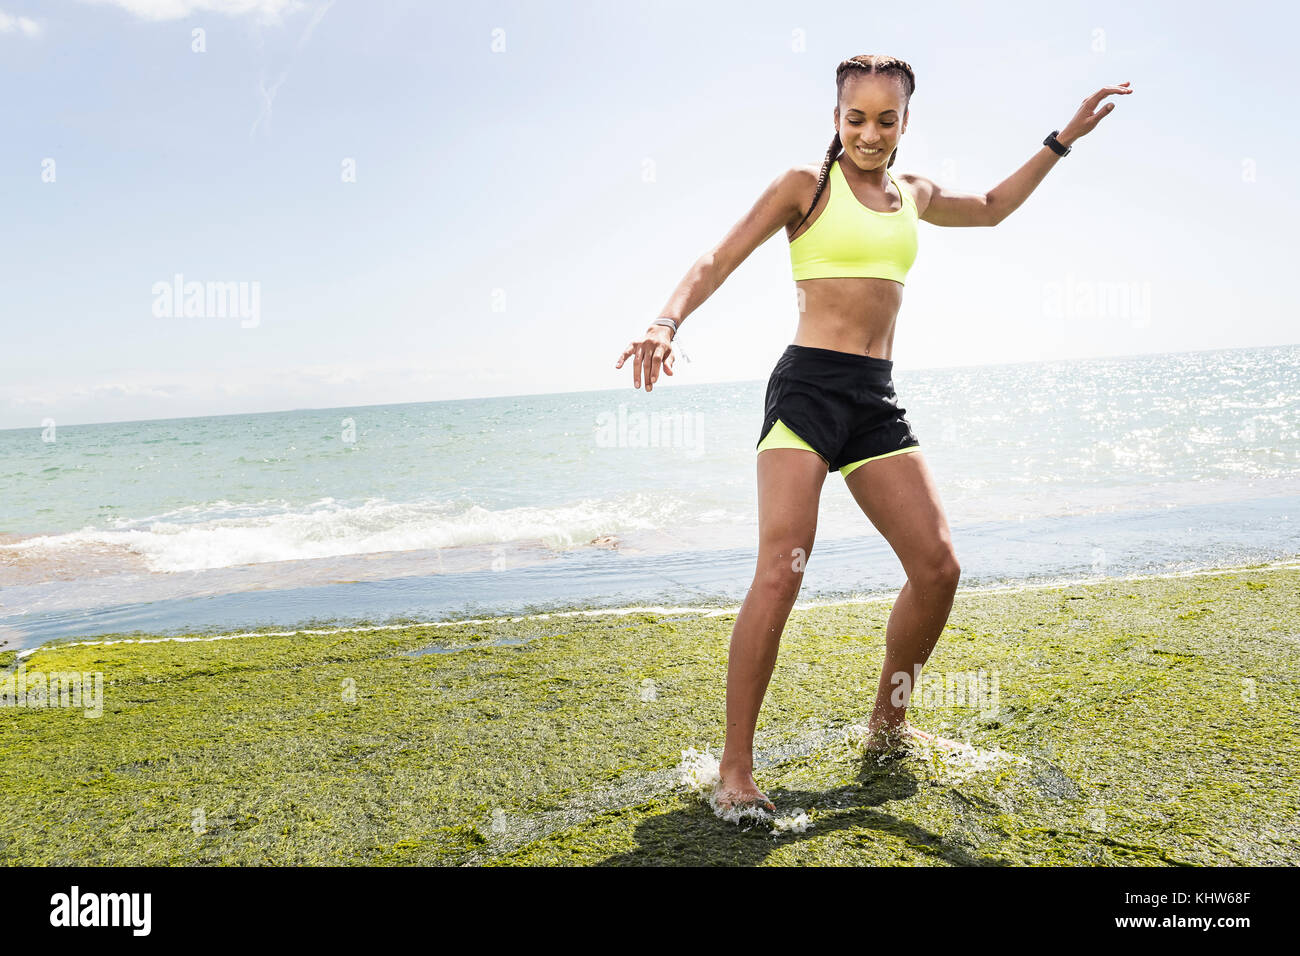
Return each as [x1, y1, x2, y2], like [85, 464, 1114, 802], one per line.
[713, 766, 776, 814]
[862, 719, 934, 754]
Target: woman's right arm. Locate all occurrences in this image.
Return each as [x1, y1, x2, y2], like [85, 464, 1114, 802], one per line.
[616, 166, 809, 392]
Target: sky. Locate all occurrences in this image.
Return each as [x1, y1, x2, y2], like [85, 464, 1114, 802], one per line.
[2, 0, 1296, 428]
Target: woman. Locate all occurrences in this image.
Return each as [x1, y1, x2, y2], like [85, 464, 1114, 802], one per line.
[615, 54, 1132, 814]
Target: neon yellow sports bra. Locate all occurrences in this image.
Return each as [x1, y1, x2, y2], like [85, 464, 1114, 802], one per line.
[789, 159, 919, 284]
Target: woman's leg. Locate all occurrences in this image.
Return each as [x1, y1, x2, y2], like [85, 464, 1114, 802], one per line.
[842, 449, 961, 741]
[715, 445, 828, 811]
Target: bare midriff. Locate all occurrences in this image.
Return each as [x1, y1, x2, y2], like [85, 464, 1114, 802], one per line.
[791, 277, 903, 360]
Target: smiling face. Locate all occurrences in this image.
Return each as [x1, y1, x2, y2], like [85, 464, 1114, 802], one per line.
[835, 72, 910, 171]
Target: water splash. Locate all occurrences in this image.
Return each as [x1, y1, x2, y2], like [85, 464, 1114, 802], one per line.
[772, 808, 813, 834]
[676, 747, 721, 793]
[675, 747, 815, 833]
[842, 723, 1030, 782]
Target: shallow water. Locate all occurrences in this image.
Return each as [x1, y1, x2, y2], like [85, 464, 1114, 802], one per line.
[1, 344, 1297, 649]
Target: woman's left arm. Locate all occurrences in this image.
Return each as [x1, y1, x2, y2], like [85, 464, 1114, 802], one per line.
[905, 81, 1134, 227]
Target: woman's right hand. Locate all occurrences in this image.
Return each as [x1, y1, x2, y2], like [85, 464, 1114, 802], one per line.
[615, 326, 677, 392]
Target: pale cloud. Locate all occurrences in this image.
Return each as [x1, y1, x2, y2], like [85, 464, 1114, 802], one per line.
[73, 0, 337, 142]
[0, 362, 517, 429]
[2, 379, 184, 410]
[0, 10, 41, 35]
[6, 392, 60, 408]
[71, 382, 183, 401]
[75, 0, 307, 23]
[249, 0, 333, 138]
[293, 364, 365, 387]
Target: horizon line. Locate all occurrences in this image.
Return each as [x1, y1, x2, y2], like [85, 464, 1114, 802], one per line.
[3, 340, 1295, 433]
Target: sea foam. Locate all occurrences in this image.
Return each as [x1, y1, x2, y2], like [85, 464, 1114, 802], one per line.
[5, 493, 695, 573]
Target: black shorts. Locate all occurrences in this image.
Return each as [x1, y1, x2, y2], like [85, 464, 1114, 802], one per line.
[756, 344, 921, 475]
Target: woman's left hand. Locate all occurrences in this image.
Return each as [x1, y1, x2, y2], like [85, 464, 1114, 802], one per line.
[1060, 81, 1133, 145]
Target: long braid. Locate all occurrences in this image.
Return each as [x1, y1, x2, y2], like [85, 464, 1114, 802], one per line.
[791, 132, 843, 236]
[792, 54, 917, 236]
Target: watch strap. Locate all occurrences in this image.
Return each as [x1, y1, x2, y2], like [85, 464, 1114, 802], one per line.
[1043, 130, 1071, 156]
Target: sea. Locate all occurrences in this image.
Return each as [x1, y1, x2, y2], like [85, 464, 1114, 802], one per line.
[2, 343, 1297, 652]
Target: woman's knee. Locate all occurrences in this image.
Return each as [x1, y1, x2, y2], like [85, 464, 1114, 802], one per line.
[754, 547, 810, 602]
[908, 547, 961, 592]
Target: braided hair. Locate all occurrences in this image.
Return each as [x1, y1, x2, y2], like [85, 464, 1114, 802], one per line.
[792, 55, 917, 236]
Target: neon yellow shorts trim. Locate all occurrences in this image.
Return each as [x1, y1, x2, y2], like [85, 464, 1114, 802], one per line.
[757, 417, 921, 478]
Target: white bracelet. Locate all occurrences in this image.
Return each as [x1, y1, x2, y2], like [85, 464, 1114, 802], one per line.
[648, 317, 690, 363]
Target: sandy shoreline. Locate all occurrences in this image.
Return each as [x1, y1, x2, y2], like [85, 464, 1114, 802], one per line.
[3, 559, 1297, 866]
